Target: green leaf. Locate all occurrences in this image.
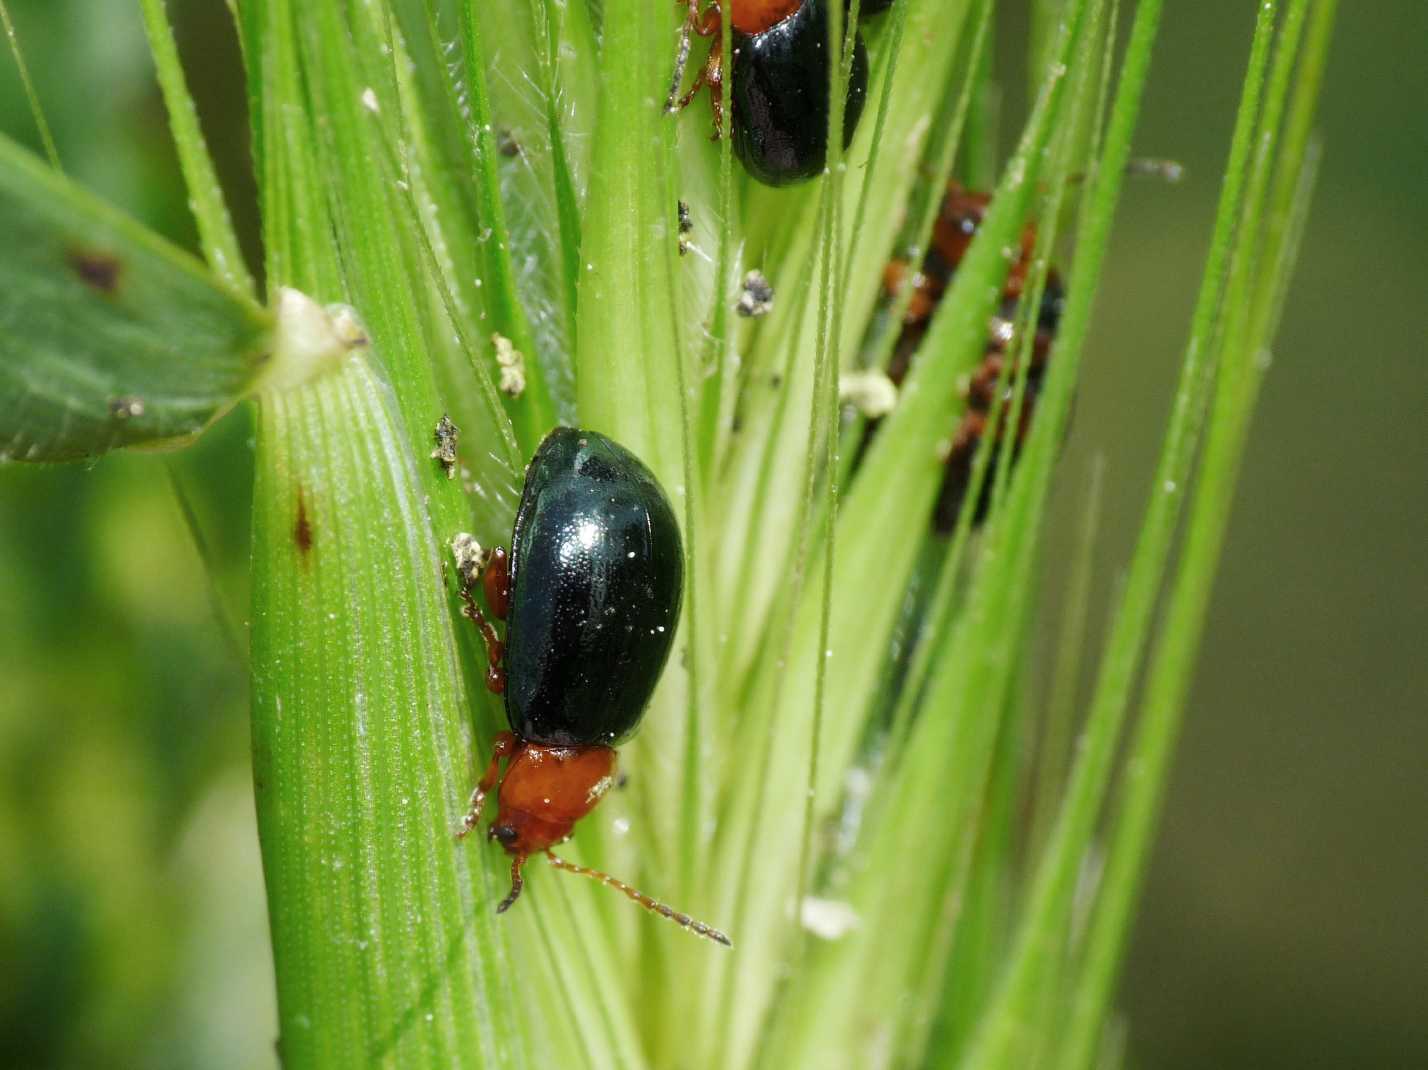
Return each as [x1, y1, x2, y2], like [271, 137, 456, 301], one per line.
[458, 0, 559, 452]
[574, 0, 705, 869]
[574, 0, 685, 467]
[0, 133, 271, 462]
[251, 344, 526, 1068]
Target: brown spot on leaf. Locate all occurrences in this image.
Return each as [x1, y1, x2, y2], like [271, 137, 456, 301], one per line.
[67, 247, 123, 294]
[294, 490, 313, 556]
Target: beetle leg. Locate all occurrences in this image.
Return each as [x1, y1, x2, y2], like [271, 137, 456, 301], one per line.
[675, 61, 709, 112]
[702, 43, 725, 140]
[457, 558, 508, 694]
[666, 1, 722, 113]
[689, 0, 720, 36]
[457, 731, 517, 839]
[495, 854, 526, 913]
[482, 546, 510, 619]
[675, 37, 723, 140]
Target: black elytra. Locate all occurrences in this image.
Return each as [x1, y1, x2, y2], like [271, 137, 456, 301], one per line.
[731, 0, 869, 186]
[503, 428, 684, 748]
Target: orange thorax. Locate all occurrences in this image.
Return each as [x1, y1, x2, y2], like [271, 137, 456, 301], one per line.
[489, 742, 618, 857]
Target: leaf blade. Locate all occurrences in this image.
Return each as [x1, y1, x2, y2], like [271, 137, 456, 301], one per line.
[251, 351, 523, 1069]
[0, 134, 271, 462]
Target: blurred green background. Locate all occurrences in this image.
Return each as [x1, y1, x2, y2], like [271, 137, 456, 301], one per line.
[0, 1, 1422, 1067]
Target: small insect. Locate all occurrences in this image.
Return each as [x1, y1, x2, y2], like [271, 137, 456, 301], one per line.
[678, 198, 694, 255]
[878, 182, 1065, 532]
[669, 0, 874, 186]
[456, 427, 731, 946]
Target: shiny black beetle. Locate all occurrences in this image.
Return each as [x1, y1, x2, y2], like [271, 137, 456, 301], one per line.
[673, 0, 874, 186]
[455, 427, 729, 945]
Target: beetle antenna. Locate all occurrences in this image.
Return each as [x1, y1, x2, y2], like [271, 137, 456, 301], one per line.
[496, 856, 525, 914]
[545, 851, 732, 947]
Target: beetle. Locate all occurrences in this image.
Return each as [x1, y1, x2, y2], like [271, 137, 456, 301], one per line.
[671, 0, 871, 186]
[877, 182, 1066, 532]
[455, 427, 730, 946]
[865, 160, 1178, 528]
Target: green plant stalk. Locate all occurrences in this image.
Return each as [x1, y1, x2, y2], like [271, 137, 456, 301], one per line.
[1031, 457, 1105, 858]
[796, 0, 1086, 806]
[1030, 0, 1069, 98]
[347, 2, 526, 489]
[358, 2, 524, 482]
[0, 0, 60, 169]
[711, 10, 976, 845]
[924, 679, 1026, 1066]
[231, 6, 559, 1062]
[695, 0, 737, 482]
[285, 3, 482, 537]
[751, 8, 1099, 1065]
[570, 5, 722, 1062]
[1061, 151, 1322, 1070]
[766, 0, 1135, 1053]
[1058, 3, 1334, 1063]
[693, 0, 946, 1050]
[957, 3, 1288, 1066]
[238, 0, 342, 300]
[789, 0, 857, 974]
[833, 0, 992, 494]
[668, 154, 711, 956]
[870, 6, 1113, 1061]
[881, 0, 1092, 806]
[251, 350, 524, 1068]
[464, 0, 595, 419]
[843, 0, 913, 277]
[574, 0, 684, 469]
[1018, 465, 1107, 1070]
[139, 0, 256, 298]
[828, 0, 1090, 817]
[987, 0, 1100, 528]
[532, 0, 585, 347]
[458, 0, 556, 454]
[512, 855, 649, 1069]
[576, 0, 706, 851]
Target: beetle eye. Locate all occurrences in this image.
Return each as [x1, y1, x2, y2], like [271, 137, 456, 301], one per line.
[491, 824, 518, 846]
